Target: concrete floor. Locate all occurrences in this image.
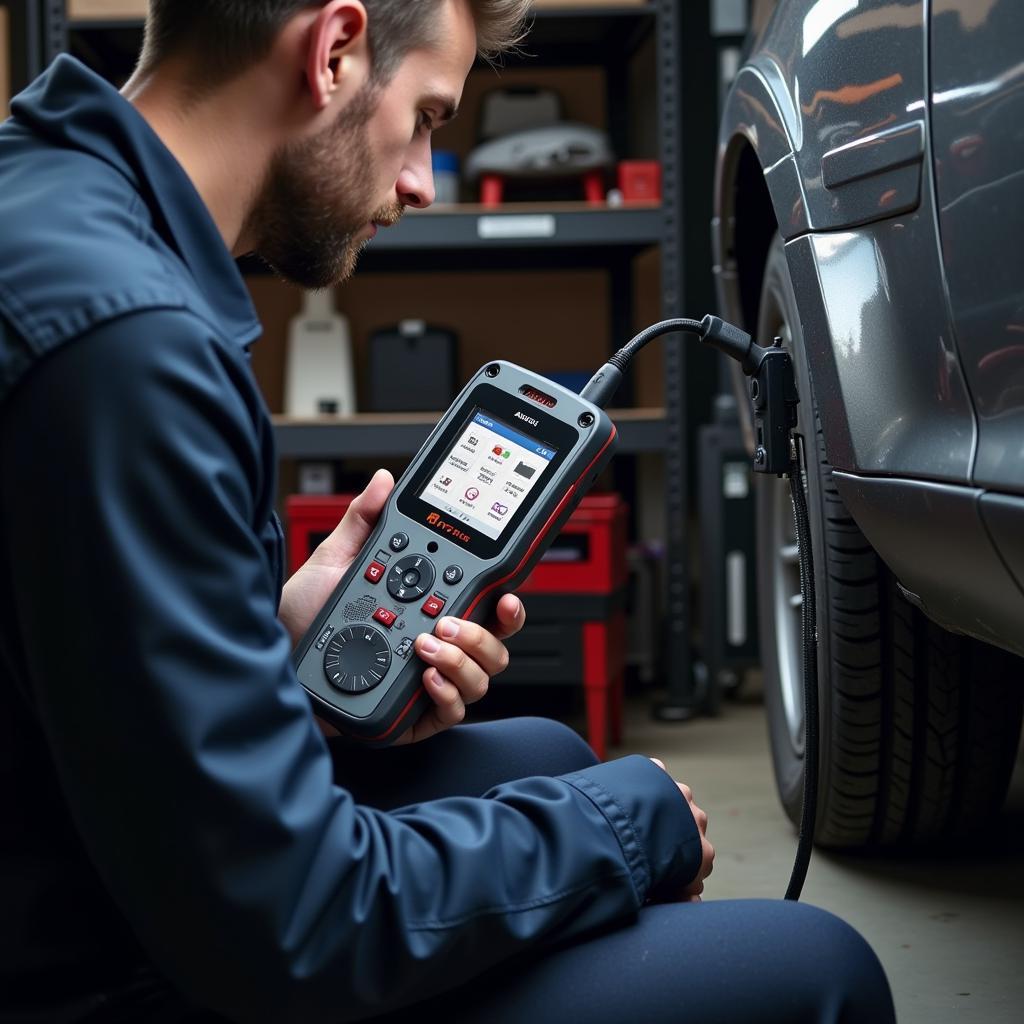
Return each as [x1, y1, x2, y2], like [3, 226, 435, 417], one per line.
[605, 679, 1024, 1024]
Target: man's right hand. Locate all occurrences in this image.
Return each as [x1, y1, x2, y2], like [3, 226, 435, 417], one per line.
[651, 758, 715, 902]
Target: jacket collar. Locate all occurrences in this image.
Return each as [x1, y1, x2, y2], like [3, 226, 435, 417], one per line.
[12, 56, 263, 348]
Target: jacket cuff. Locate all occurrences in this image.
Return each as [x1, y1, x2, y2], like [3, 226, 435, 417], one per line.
[561, 755, 703, 901]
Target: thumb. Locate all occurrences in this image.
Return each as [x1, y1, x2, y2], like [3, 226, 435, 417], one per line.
[316, 469, 395, 566]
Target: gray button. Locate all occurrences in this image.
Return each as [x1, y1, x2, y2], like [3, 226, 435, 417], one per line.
[389, 533, 410, 552]
[443, 565, 464, 585]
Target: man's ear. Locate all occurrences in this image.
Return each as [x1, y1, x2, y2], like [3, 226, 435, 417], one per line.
[305, 0, 370, 112]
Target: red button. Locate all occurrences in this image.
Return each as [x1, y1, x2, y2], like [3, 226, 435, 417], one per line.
[421, 596, 446, 618]
[364, 561, 386, 584]
[373, 607, 398, 628]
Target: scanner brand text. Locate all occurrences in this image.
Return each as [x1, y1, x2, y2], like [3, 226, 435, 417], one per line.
[426, 512, 472, 545]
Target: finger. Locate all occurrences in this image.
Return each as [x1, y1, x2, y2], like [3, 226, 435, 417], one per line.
[438, 617, 511, 680]
[422, 667, 467, 727]
[650, 758, 666, 772]
[489, 594, 526, 641]
[315, 469, 395, 565]
[692, 803, 709, 833]
[702, 838, 716, 878]
[678, 782, 693, 802]
[415, 632, 490, 703]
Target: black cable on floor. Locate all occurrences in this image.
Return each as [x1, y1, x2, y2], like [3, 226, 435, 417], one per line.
[785, 441, 818, 901]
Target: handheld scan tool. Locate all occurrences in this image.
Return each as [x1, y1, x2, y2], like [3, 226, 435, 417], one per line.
[293, 361, 617, 744]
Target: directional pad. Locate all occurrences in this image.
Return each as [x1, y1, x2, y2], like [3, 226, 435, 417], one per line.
[387, 554, 436, 603]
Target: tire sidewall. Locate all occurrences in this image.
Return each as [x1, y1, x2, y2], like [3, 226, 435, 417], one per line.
[755, 234, 833, 829]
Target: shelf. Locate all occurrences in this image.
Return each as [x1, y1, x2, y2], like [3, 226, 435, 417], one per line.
[238, 204, 663, 275]
[239, 203, 663, 276]
[273, 407, 667, 459]
[376, 202, 661, 250]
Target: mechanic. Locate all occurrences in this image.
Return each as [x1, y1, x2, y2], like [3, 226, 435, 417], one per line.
[0, 1, 896, 1021]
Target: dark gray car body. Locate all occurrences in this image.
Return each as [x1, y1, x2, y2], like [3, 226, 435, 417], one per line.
[713, 0, 1024, 657]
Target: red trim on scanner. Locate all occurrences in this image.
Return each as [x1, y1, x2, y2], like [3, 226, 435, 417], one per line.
[464, 425, 618, 621]
[366, 685, 429, 743]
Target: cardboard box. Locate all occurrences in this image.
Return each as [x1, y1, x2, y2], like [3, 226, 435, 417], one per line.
[68, 0, 148, 20]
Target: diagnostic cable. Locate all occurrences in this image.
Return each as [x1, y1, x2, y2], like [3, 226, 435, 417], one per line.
[581, 316, 817, 901]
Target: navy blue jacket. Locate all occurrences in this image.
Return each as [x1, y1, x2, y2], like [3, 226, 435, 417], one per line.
[0, 57, 702, 1022]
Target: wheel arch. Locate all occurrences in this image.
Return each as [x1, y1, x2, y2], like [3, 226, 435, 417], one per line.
[713, 64, 792, 450]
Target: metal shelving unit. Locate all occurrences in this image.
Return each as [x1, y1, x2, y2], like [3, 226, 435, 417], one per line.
[654, 0, 718, 716]
[274, 407, 668, 460]
[12, 0, 721, 718]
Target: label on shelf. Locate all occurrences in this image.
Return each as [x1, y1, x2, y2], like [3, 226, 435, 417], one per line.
[477, 215, 557, 240]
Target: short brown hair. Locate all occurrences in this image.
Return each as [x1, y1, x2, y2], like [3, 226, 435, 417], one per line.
[139, 1, 532, 90]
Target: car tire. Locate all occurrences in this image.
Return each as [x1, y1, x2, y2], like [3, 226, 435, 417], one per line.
[756, 234, 1023, 849]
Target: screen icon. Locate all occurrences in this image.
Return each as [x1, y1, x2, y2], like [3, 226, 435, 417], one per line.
[491, 502, 509, 517]
[468, 436, 478, 446]
[439, 476, 453, 488]
[465, 487, 480, 501]
[514, 462, 536, 479]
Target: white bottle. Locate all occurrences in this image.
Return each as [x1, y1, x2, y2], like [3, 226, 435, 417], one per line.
[284, 289, 357, 416]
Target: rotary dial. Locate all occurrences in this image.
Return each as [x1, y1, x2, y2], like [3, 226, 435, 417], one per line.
[323, 626, 392, 694]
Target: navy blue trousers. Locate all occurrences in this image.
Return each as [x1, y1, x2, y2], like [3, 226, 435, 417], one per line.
[329, 717, 897, 1024]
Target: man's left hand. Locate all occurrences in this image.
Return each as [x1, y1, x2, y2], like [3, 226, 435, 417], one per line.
[278, 469, 526, 744]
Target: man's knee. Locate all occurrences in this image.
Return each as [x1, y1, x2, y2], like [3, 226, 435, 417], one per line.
[775, 901, 895, 1023]
[525, 717, 599, 769]
[485, 716, 599, 775]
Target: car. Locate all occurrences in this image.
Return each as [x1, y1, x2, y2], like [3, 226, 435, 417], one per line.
[712, 0, 1024, 849]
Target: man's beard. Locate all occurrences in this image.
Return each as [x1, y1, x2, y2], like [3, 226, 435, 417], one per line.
[245, 86, 403, 289]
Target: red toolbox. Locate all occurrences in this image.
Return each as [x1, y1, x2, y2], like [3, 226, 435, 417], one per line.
[286, 493, 629, 759]
[286, 494, 357, 578]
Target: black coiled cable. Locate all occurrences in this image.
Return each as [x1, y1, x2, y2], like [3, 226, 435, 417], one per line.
[784, 442, 818, 901]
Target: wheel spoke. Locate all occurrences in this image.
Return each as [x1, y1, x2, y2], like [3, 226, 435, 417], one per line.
[779, 542, 800, 565]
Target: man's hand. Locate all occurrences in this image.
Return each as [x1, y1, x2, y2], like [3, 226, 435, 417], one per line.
[279, 470, 398, 647]
[651, 758, 715, 902]
[396, 598, 523, 745]
[278, 469, 526, 744]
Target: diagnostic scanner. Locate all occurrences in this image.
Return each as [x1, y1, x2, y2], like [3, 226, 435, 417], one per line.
[293, 361, 617, 744]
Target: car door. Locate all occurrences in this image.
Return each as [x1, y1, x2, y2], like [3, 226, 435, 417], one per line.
[930, 0, 1024, 494]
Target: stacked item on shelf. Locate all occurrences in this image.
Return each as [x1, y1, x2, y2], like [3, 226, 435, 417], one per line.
[465, 86, 614, 206]
[366, 320, 459, 413]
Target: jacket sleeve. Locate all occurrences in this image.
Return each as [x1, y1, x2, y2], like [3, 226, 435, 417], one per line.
[0, 310, 702, 1023]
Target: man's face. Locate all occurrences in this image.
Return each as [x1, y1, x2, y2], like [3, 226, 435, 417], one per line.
[250, 0, 477, 289]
